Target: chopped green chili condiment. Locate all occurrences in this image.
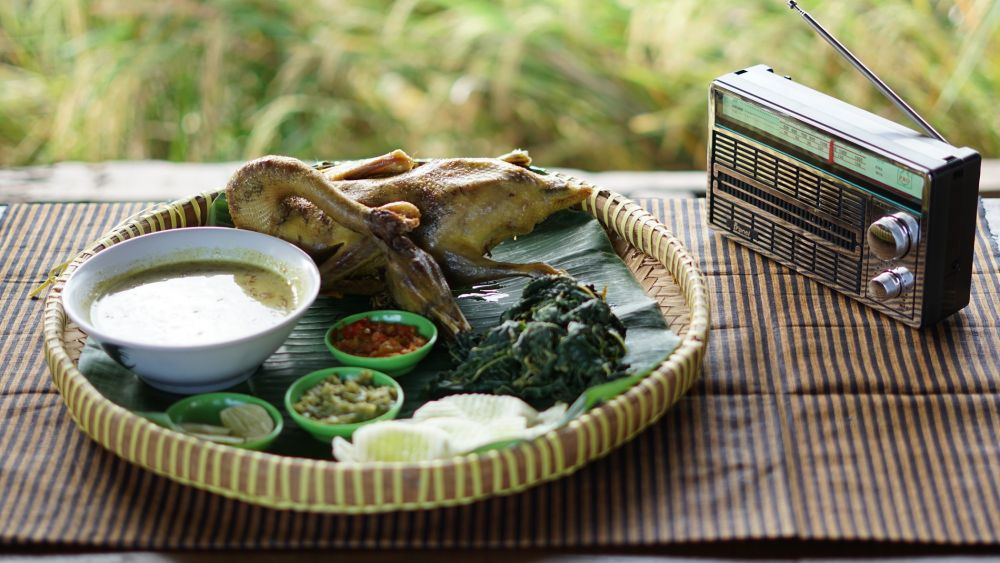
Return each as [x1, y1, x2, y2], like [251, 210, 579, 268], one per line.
[293, 371, 397, 425]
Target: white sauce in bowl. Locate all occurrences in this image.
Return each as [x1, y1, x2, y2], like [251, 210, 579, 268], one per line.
[90, 261, 297, 346]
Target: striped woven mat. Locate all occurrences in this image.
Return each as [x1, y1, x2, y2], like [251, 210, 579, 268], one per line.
[1, 199, 998, 548]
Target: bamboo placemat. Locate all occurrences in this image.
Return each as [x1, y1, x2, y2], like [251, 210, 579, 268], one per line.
[1, 199, 999, 548]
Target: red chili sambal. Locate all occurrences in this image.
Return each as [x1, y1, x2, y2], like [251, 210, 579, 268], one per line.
[332, 318, 428, 357]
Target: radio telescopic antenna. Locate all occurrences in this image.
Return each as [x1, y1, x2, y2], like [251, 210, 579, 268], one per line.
[788, 1, 948, 143]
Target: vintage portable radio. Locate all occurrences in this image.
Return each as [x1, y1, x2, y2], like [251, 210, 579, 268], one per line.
[706, 3, 981, 328]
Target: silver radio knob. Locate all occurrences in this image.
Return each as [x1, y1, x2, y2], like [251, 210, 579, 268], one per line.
[867, 212, 919, 260]
[869, 267, 915, 301]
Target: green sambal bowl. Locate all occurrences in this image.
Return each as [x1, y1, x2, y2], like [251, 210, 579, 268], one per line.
[284, 367, 404, 442]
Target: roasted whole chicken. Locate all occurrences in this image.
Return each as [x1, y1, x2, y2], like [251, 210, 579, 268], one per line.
[225, 149, 592, 336]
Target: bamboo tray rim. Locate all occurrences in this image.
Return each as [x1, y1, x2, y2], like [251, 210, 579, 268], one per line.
[42, 177, 710, 513]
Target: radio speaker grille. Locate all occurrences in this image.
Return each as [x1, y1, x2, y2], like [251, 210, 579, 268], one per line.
[711, 182, 863, 294]
[716, 171, 857, 251]
[714, 131, 865, 226]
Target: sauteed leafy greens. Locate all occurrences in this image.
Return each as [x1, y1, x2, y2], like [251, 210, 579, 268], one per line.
[426, 275, 629, 408]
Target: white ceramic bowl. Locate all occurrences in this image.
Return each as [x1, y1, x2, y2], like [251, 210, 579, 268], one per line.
[62, 227, 321, 394]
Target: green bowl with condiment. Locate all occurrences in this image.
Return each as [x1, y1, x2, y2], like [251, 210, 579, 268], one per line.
[324, 310, 438, 376]
[141, 392, 283, 451]
[284, 366, 404, 442]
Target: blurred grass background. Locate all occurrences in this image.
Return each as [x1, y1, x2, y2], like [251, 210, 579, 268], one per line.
[1, 0, 997, 170]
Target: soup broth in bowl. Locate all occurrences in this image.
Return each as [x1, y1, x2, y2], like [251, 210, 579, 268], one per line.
[63, 227, 321, 394]
[92, 261, 298, 346]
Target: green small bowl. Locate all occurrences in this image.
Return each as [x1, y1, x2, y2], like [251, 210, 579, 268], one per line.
[142, 392, 283, 451]
[284, 366, 404, 442]
[324, 310, 438, 376]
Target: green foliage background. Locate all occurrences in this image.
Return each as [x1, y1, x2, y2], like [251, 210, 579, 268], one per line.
[1, 0, 997, 169]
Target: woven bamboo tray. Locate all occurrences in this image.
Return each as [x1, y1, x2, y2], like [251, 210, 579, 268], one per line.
[42, 177, 710, 513]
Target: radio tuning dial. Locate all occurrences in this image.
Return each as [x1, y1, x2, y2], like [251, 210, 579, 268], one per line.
[869, 267, 915, 301]
[867, 212, 919, 260]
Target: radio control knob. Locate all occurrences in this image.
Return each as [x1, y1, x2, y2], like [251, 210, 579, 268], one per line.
[867, 212, 919, 260]
[869, 268, 915, 301]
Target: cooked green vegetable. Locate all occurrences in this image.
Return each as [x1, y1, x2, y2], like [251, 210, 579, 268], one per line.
[426, 275, 628, 408]
[292, 371, 398, 424]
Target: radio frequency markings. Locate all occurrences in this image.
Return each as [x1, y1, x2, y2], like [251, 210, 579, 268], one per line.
[722, 94, 831, 160]
[831, 141, 923, 199]
[720, 93, 925, 199]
